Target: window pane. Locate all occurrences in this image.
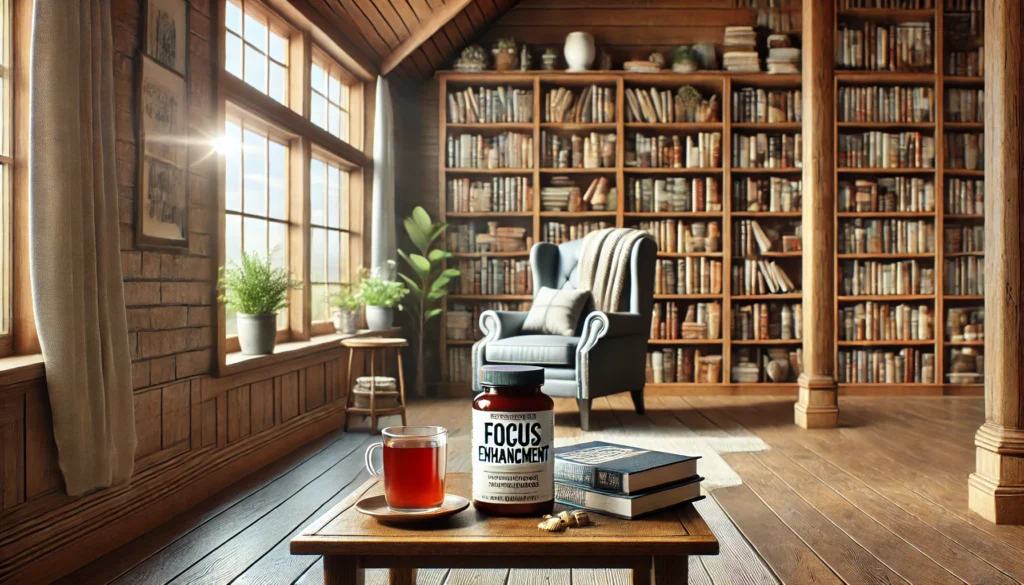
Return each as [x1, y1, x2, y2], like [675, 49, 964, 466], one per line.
[225, 213, 242, 267]
[339, 112, 349, 143]
[244, 45, 267, 93]
[327, 231, 340, 283]
[243, 13, 267, 53]
[225, 122, 242, 212]
[226, 309, 237, 336]
[268, 140, 287, 220]
[243, 216, 267, 256]
[225, 0, 243, 34]
[311, 92, 327, 132]
[340, 83, 350, 109]
[311, 284, 328, 323]
[243, 129, 267, 215]
[327, 165, 340, 228]
[328, 104, 341, 139]
[269, 31, 287, 63]
[268, 221, 287, 269]
[311, 63, 326, 95]
[310, 227, 326, 282]
[338, 170, 349, 229]
[269, 62, 286, 105]
[225, 32, 243, 79]
[310, 158, 326, 226]
[340, 233, 350, 283]
[328, 74, 341, 104]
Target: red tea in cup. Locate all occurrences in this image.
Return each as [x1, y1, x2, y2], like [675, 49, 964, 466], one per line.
[365, 426, 448, 511]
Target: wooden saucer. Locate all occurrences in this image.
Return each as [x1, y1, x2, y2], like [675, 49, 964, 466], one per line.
[356, 494, 470, 523]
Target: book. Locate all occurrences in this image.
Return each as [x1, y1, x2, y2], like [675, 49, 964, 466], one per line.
[626, 177, 722, 212]
[838, 177, 935, 212]
[838, 348, 935, 383]
[946, 47, 984, 76]
[840, 259, 935, 296]
[626, 132, 722, 169]
[945, 88, 983, 123]
[732, 87, 801, 123]
[944, 132, 984, 170]
[545, 85, 616, 123]
[731, 133, 801, 168]
[447, 177, 532, 213]
[838, 85, 933, 123]
[732, 177, 802, 212]
[542, 221, 611, 245]
[625, 86, 720, 124]
[651, 301, 722, 340]
[836, 22, 933, 72]
[454, 259, 533, 295]
[446, 132, 534, 169]
[838, 131, 935, 169]
[944, 178, 983, 215]
[554, 476, 704, 519]
[653, 258, 723, 295]
[447, 85, 534, 124]
[554, 442, 700, 495]
[541, 131, 616, 169]
[733, 302, 802, 341]
[839, 302, 933, 341]
[839, 218, 935, 254]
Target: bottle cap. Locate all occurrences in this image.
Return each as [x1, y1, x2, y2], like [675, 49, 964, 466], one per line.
[481, 365, 545, 387]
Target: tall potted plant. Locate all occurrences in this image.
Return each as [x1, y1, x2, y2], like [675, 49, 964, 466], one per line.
[218, 250, 302, 355]
[358, 263, 409, 331]
[398, 206, 460, 395]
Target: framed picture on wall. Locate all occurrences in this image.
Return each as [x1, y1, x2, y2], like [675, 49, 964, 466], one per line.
[136, 54, 189, 251]
[144, 0, 187, 76]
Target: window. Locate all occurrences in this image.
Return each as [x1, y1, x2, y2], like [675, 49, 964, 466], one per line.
[0, 0, 13, 356]
[225, 0, 289, 105]
[310, 51, 350, 142]
[223, 117, 291, 335]
[309, 154, 351, 323]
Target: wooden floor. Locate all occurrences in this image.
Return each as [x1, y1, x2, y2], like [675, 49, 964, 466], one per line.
[60, 395, 1024, 585]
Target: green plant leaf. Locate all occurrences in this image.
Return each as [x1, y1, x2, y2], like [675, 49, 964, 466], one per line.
[441, 268, 461, 278]
[428, 249, 452, 262]
[426, 223, 447, 247]
[406, 254, 431, 279]
[430, 275, 452, 291]
[412, 206, 433, 237]
[425, 308, 443, 321]
[403, 217, 429, 252]
[427, 290, 448, 300]
[397, 272, 422, 297]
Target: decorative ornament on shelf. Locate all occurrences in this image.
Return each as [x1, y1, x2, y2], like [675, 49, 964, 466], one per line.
[454, 45, 488, 71]
[563, 31, 595, 72]
[520, 44, 533, 71]
[541, 47, 559, 70]
[693, 41, 718, 70]
[671, 45, 698, 73]
[492, 37, 518, 71]
[648, 51, 666, 69]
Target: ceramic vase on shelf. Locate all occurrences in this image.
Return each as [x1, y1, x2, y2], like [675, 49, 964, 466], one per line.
[563, 32, 595, 72]
[237, 313, 277, 355]
[365, 305, 393, 331]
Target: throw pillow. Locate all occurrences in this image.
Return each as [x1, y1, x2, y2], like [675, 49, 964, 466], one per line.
[522, 287, 590, 336]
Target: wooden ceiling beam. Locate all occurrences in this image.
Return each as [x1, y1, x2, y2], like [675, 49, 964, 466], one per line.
[380, 0, 475, 74]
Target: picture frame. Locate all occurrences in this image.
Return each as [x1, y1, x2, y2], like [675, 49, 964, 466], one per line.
[144, 0, 188, 77]
[136, 54, 189, 251]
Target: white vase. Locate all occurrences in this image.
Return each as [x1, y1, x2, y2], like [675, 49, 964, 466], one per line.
[365, 305, 394, 331]
[236, 313, 277, 355]
[564, 32, 595, 72]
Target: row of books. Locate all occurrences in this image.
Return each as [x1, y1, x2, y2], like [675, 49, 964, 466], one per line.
[838, 131, 936, 169]
[840, 259, 936, 296]
[447, 177, 532, 213]
[446, 301, 531, 341]
[835, 22, 934, 72]
[838, 177, 935, 212]
[944, 133, 983, 170]
[838, 348, 935, 384]
[624, 87, 719, 124]
[946, 48, 984, 77]
[731, 133, 801, 169]
[626, 132, 722, 169]
[945, 178, 983, 215]
[540, 131, 616, 169]
[944, 224, 983, 253]
[447, 223, 531, 253]
[945, 88, 983, 123]
[945, 0, 983, 38]
[732, 260, 798, 296]
[650, 301, 722, 341]
[946, 306, 983, 342]
[733, 302, 802, 341]
[944, 256, 984, 295]
[544, 85, 615, 124]
[634, 220, 721, 254]
[453, 258, 533, 296]
[838, 219, 935, 254]
[733, 220, 802, 257]
[446, 133, 534, 169]
[542, 221, 610, 245]
[647, 349, 722, 384]
[840, 302, 933, 341]
[837, 85, 933, 123]
[626, 177, 722, 213]
[838, 0, 932, 7]
[654, 258, 724, 296]
[540, 177, 616, 212]
[731, 88, 801, 123]
[446, 85, 533, 124]
[732, 348, 803, 383]
[448, 348, 472, 383]
[732, 177, 802, 212]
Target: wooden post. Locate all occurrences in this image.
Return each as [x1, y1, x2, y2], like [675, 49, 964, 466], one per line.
[794, 0, 838, 429]
[968, 0, 1024, 525]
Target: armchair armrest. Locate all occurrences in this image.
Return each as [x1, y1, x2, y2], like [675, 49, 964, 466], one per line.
[478, 310, 529, 342]
[579, 311, 647, 345]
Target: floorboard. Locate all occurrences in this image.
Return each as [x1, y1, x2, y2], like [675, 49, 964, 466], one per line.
[67, 395, 1020, 585]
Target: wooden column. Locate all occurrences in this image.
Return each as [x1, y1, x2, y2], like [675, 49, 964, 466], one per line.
[968, 0, 1024, 525]
[794, 0, 838, 429]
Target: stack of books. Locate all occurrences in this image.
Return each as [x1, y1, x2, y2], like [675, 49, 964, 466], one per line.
[554, 442, 703, 519]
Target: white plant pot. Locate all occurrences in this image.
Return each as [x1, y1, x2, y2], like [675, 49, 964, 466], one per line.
[237, 313, 277, 355]
[333, 309, 359, 334]
[365, 305, 393, 331]
[564, 32, 595, 72]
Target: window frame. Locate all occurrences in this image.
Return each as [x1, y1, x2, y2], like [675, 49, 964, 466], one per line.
[216, 0, 371, 374]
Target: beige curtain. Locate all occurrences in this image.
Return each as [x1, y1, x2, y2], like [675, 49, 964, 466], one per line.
[29, 0, 136, 496]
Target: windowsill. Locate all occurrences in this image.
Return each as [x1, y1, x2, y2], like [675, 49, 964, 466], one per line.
[0, 353, 46, 390]
[219, 327, 400, 378]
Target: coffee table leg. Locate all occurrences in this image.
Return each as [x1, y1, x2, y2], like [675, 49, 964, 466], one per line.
[651, 556, 688, 585]
[323, 555, 364, 585]
[388, 567, 416, 585]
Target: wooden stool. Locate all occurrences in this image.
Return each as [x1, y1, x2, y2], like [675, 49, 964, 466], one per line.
[341, 337, 408, 433]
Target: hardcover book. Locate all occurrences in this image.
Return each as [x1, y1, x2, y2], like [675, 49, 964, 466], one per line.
[554, 475, 705, 519]
[554, 441, 699, 494]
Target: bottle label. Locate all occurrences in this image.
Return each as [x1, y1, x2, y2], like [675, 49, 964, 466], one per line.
[472, 409, 554, 505]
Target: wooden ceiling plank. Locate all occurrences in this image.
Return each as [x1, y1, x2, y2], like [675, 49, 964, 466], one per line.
[289, 0, 380, 76]
[386, 0, 423, 34]
[464, 1, 487, 31]
[340, 0, 402, 46]
[441, 19, 467, 47]
[496, 7, 756, 27]
[476, 0, 499, 20]
[379, 0, 475, 74]
[419, 37, 446, 67]
[405, 0, 433, 20]
[364, 0, 413, 40]
[452, 11, 475, 41]
[428, 32, 453, 62]
[323, 0, 394, 59]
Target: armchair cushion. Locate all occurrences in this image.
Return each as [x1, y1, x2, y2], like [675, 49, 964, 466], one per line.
[485, 335, 581, 366]
[522, 286, 590, 336]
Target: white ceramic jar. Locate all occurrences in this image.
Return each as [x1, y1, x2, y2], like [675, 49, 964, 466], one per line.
[563, 32, 595, 72]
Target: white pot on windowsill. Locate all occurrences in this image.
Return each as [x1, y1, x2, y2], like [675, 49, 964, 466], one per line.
[332, 309, 360, 334]
[365, 305, 393, 331]
[237, 313, 277, 355]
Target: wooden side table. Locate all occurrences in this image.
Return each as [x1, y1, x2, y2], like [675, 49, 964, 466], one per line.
[341, 337, 408, 433]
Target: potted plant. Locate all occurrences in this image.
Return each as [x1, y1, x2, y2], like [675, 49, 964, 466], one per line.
[398, 206, 460, 395]
[358, 262, 409, 331]
[218, 250, 302, 355]
[329, 284, 362, 334]
[492, 37, 518, 71]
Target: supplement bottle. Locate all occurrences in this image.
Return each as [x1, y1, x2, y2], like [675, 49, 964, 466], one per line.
[472, 365, 554, 516]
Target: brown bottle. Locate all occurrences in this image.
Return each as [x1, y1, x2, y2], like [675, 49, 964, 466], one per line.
[472, 365, 554, 516]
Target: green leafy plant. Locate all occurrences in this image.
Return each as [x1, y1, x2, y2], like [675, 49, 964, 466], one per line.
[398, 206, 460, 394]
[218, 250, 302, 316]
[358, 275, 408, 309]
[329, 284, 363, 311]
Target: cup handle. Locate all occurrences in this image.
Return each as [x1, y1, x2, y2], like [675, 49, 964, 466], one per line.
[364, 442, 385, 480]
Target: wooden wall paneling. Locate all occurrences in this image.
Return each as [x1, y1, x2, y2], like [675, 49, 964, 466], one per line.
[305, 362, 327, 411]
[250, 379, 276, 434]
[217, 392, 229, 448]
[282, 370, 301, 422]
[226, 385, 252, 444]
[161, 381, 192, 450]
[190, 380, 203, 450]
[202, 397, 217, 447]
[1, 392, 25, 510]
[134, 389, 163, 460]
[298, 368, 308, 414]
[23, 384, 60, 499]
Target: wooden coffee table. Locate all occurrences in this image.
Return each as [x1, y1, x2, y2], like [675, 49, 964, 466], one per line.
[291, 473, 718, 585]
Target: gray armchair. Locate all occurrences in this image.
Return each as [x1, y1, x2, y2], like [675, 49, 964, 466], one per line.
[471, 235, 657, 430]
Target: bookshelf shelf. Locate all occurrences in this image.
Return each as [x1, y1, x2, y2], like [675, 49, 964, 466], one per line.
[838, 340, 936, 347]
[944, 251, 984, 257]
[733, 293, 802, 301]
[658, 252, 724, 258]
[944, 295, 984, 301]
[449, 294, 533, 301]
[450, 251, 530, 259]
[837, 253, 936, 259]
[734, 252, 802, 259]
[732, 339, 803, 346]
[945, 214, 984, 220]
[654, 294, 723, 300]
[944, 122, 984, 131]
[838, 212, 936, 218]
[943, 75, 984, 85]
[834, 71, 937, 83]
[624, 122, 724, 131]
[445, 339, 476, 346]
[944, 169, 985, 177]
[538, 211, 618, 218]
[623, 167, 724, 175]
[837, 8, 935, 19]
[946, 339, 984, 347]
[732, 211, 802, 218]
[731, 167, 802, 175]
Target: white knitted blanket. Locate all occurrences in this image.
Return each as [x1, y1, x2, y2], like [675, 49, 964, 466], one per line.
[578, 228, 646, 312]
